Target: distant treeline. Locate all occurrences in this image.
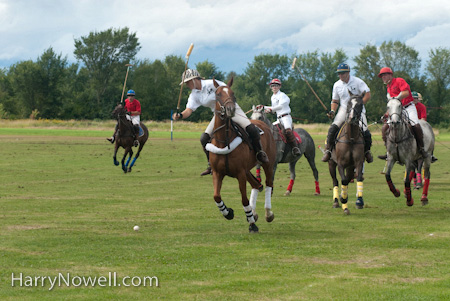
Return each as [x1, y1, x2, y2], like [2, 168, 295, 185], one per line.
[0, 27, 449, 127]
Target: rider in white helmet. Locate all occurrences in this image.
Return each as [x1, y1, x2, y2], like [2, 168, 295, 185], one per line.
[263, 78, 301, 156]
[172, 69, 269, 176]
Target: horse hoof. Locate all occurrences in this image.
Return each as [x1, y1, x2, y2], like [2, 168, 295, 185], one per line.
[332, 200, 340, 208]
[249, 223, 259, 233]
[127, 168, 132, 173]
[421, 195, 428, 206]
[224, 208, 234, 220]
[356, 197, 364, 209]
[343, 208, 350, 215]
[314, 191, 320, 196]
[114, 161, 119, 166]
[394, 189, 400, 198]
[265, 210, 274, 223]
[406, 199, 414, 207]
[284, 190, 291, 196]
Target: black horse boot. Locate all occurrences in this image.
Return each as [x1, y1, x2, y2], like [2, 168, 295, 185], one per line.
[363, 130, 373, 163]
[412, 124, 429, 158]
[378, 123, 389, 160]
[107, 123, 118, 143]
[246, 124, 269, 163]
[200, 132, 212, 176]
[285, 128, 301, 156]
[133, 124, 140, 147]
[321, 124, 339, 162]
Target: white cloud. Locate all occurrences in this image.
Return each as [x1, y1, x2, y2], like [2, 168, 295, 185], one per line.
[1, 0, 450, 73]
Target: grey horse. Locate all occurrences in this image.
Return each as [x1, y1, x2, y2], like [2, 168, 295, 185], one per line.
[250, 105, 320, 196]
[384, 97, 434, 206]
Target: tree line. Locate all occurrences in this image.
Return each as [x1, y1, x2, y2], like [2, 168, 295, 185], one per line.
[0, 27, 449, 127]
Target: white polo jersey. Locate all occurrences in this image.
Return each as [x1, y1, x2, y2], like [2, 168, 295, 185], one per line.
[186, 79, 226, 112]
[267, 90, 291, 117]
[332, 75, 370, 113]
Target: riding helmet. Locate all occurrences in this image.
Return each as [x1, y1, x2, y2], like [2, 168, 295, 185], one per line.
[127, 90, 135, 96]
[378, 67, 393, 78]
[180, 69, 202, 85]
[411, 91, 419, 99]
[269, 78, 282, 86]
[336, 63, 350, 73]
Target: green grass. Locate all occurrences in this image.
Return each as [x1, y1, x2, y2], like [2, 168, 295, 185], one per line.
[1, 122, 450, 300]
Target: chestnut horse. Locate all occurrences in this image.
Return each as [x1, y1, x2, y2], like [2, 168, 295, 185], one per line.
[328, 92, 365, 215]
[206, 78, 276, 233]
[111, 104, 149, 173]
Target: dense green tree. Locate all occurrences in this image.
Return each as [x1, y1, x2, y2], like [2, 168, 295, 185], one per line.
[74, 27, 141, 117]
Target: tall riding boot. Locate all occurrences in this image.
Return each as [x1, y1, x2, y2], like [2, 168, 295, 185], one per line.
[378, 123, 389, 160]
[246, 124, 269, 163]
[285, 129, 301, 156]
[363, 130, 373, 163]
[412, 124, 429, 158]
[133, 124, 140, 147]
[321, 124, 339, 162]
[200, 133, 212, 176]
[107, 123, 118, 143]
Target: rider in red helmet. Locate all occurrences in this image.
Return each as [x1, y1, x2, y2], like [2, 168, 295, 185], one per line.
[378, 67, 429, 159]
[263, 78, 301, 156]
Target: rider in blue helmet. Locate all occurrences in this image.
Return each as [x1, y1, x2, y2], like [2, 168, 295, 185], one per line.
[107, 89, 142, 146]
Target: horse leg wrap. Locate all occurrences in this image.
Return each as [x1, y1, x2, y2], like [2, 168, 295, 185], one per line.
[416, 173, 422, 185]
[287, 179, 294, 192]
[341, 185, 348, 200]
[357, 181, 363, 198]
[265, 187, 272, 209]
[423, 178, 430, 196]
[216, 201, 229, 216]
[315, 181, 320, 195]
[342, 203, 348, 210]
[244, 205, 255, 224]
[250, 189, 259, 210]
[333, 186, 339, 201]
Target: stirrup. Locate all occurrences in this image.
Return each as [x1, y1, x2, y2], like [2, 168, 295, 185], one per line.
[321, 150, 331, 162]
[200, 166, 212, 176]
[378, 154, 387, 160]
[292, 147, 301, 156]
[133, 140, 139, 147]
[107, 137, 115, 143]
[365, 151, 373, 163]
[431, 155, 438, 163]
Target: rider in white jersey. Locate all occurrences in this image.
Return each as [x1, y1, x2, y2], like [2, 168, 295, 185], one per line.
[173, 69, 269, 175]
[321, 63, 373, 163]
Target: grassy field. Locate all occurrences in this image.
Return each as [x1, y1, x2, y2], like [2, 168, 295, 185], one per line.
[1, 121, 450, 300]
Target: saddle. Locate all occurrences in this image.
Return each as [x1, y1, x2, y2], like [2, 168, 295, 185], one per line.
[229, 120, 263, 150]
[274, 124, 302, 144]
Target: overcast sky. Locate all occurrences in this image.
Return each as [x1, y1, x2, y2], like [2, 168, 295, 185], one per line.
[1, 0, 450, 74]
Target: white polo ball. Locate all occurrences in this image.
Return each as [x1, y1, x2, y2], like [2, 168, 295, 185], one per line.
[133, 225, 140, 231]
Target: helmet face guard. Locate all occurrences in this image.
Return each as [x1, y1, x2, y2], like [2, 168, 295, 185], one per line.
[269, 78, 282, 86]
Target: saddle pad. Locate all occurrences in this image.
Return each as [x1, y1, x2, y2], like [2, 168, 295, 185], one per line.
[139, 126, 144, 137]
[293, 131, 302, 144]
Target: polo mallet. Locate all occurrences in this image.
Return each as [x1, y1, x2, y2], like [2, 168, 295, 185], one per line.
[291, 57, 328, 112]
[177, 43, 194, 111]
[120, 64, 133, 103]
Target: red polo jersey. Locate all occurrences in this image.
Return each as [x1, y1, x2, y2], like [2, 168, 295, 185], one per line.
[387, 77, 414, 107]
[125, 98, 141, 116]
[415, 102, 427, 120]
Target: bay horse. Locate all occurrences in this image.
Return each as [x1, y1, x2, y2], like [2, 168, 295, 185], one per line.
[328, 92, 365, 215]
[111, 104, 149, 173]
[250, 106, 320, 196]
[383, 97, 434, 206]
[207, 78, 276, 233]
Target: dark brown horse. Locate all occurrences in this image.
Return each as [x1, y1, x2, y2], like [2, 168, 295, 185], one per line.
[207, 78, 277, 233]
[111, 104, 149, 173]
[328, 92, 365, 215]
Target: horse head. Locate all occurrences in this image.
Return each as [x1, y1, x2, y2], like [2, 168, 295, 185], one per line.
[112, 103, 127, 118]
[250, 105, 265, 121]
[387, 97, 403, 124]
[213, 77, 236, 118]
[346, 91, 364, 124]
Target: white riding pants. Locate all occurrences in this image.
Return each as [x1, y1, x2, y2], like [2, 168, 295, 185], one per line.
[333, 106, 368, 131]
[205, 106, 250, 135]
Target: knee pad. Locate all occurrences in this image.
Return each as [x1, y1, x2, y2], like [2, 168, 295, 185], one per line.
[200, 132, 211, 147]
